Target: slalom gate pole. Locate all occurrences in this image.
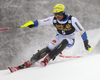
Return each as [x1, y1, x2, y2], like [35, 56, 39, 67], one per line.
[59, 55, 82, 58]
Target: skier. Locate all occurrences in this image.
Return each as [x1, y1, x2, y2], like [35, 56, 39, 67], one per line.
[8, 4, 92, 73]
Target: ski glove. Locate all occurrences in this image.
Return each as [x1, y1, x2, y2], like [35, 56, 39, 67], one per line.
[20, 21, 34, 28]
[84, 40, 92, 51]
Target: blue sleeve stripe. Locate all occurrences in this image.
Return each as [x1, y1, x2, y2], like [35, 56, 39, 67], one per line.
[81, 31, 87, 41]
[33, 20, 39, 27]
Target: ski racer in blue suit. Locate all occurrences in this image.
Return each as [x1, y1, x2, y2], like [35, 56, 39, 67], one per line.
[8, 4, 92, 73]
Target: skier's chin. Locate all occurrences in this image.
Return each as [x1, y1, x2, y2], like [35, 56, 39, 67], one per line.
[56, 16, 63, 21]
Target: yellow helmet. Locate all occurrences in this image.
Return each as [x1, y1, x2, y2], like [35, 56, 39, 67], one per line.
[53, 4, 65, 13]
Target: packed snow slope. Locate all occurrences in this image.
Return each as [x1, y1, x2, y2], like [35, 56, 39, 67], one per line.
[0, 28, 100, 80]
[0, 52, 100, 80]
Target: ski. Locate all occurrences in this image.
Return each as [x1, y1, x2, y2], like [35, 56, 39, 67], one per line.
[8, 60, 34, 73]
[8, 67, 20, 73]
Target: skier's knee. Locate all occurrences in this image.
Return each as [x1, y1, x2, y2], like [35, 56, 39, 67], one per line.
[49, 39, 68, 60]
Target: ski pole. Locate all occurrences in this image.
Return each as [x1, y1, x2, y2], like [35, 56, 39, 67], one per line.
[0, 28, 8, 31]
[0, 26, 21, 31]
[0, 21, 34, 31]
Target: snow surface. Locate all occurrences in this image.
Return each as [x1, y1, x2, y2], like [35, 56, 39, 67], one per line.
[0, 28, 100, 80]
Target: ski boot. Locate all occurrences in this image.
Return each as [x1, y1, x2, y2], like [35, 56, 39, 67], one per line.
[41, 55, 51, 66]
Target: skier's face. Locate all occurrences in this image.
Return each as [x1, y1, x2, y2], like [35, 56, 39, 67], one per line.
[56, 15, 64, 20]
[54, 12, 64, 20]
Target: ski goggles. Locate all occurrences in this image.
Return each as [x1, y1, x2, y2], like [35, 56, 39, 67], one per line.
[54, 12, 63, 17]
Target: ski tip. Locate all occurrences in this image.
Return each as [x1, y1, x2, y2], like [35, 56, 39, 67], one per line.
[8, 67, 20, 73]
[8, 67, 13, 73]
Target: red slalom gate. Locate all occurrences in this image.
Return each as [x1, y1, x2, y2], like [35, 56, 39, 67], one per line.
[59, 55, 82, 58]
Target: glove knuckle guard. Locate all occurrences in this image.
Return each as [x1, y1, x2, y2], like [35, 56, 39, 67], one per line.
[20, 21, 34, 28]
